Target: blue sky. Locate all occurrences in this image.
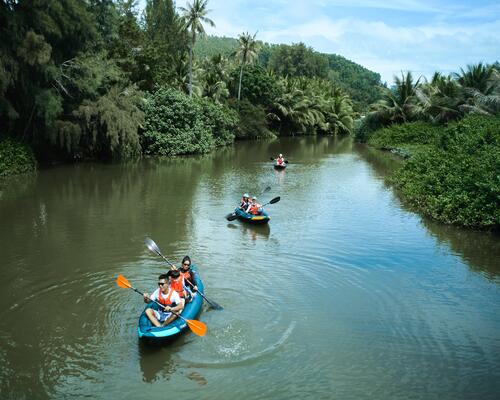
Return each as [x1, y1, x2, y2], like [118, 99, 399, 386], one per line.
[165, 1, 500, 83]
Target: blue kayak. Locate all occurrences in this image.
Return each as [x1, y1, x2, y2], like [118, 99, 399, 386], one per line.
[138, 266, 204, 340]
[234, 207, 270, 224]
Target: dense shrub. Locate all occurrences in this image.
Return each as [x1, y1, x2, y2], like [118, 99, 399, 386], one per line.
[198, 100, 238, 147]
[141, 88, 237, 156]
[391, 115, 500, 229]
[0, 138, 37, 178]
[229, 65, 280, 107]
[367, 121, 443, 148]
[230, 100, 275, 139]
[354, 114, 382, 142]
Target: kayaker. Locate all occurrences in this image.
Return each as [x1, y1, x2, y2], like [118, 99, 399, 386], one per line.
[239, 193, 250, 210]
[276, 154, 285, 165]
[246, 196, 263, 215]
[168, 268, 190, 300]
[179, 255, 198, 301]
[143, 273, 185, 327]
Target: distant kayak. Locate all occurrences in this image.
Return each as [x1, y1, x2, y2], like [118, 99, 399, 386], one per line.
[274, 163, 286, 170]
[137, 265, 204, 340]
[234, 207, 270, 224]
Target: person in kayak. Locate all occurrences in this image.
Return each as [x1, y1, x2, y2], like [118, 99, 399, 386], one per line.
[168, 268, 190, 300]
[143, 273, 185, 327]
[276, 154, 285, 165]
[246, 196, 263, 215]
[179, 255, 198, 302]
[239, 193, 250, 210]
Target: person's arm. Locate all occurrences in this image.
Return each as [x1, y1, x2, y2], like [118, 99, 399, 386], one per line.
[186, 270, 198, 291]
[168, 293, 185, 313]
[144, 288, 157, 303]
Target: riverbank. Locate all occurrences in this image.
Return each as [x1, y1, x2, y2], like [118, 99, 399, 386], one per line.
[365, 115, 500, 230]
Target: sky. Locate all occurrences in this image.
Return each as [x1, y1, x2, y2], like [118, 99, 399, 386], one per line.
[155, 0, 500, 83]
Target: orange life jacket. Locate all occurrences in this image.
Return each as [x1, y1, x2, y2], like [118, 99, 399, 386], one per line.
[180, 270, 192, 284]
[248, 203, 260, 215]
[157, 288, 175, 307]
[170, 275, 186, 298]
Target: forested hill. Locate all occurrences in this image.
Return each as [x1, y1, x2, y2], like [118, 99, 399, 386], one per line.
[195, 36, 382, 111]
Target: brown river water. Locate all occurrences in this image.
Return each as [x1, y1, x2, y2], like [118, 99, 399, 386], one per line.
[0, 136, 499, 399]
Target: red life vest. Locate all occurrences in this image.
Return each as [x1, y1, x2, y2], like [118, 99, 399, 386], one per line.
[277, 158, 284, 165]
[157, 288, 175, 307]
[171, 275, 186, 298]
[248, 203, 260, 215]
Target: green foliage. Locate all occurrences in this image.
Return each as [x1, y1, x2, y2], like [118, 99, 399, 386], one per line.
[229, 65, 279, 107]
[194, 35, 239, 58]
[361, 62, 499, 137]
[0, 138, 37, 178]
[270, 76, 354, 136]
[229, 100, 275, 139]
[327, 54, 382, 112]
[267, 43, 329, 79]
[198, 99, 238, 146]
[142, 88, 236, 156]
[367, 121, 442, 149]
[386, 115, 500, 229]
[72, 85, 145, 159]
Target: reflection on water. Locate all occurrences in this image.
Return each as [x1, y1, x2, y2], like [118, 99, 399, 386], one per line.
[356, 142, 500, 281]
[227, 222, 271, 241]
[138, 341, 178, 383]
[422, 219, 500, 281]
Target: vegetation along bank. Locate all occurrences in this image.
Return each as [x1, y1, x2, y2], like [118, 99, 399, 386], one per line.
[357, 65, 500, 230]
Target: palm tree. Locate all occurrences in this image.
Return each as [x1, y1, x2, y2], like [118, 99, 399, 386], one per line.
[180, 0, 215, 97]
[234, 31, 259, 101]
[416, 72, 464, 123]
[455, 63, 500, 115]
[202, 54, 229, 102]
[371, 71, 422, 125]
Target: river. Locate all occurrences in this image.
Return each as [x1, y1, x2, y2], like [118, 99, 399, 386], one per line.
[0, 136, 499, 399]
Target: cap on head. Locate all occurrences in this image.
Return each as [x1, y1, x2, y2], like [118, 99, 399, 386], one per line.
[243, 193, 249, 198]
[279, 154, 283, 157]
[252, 196, 257, 200]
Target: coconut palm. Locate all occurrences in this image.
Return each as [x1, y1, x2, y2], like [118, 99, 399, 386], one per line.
[455, 63, 500, 115]
[201, 54, 229, 102]
[370, 71, 422, 125]
[180, 0, 215, 97]
[234, 31, 259, 101]
[416, 72, 464, 123]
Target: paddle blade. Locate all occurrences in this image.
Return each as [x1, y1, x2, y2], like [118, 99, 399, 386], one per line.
[284, 160, 289, 164]
[207, 300, 223, 310]
[269, 157, 275, 161]
[269, 196, 280, 204]
[226, 213, 238, 221]
[186, 319, 207, 337]
[116, 274, 132, 289]
[201, 293, 223, 310]
[145, 237, 161, 256]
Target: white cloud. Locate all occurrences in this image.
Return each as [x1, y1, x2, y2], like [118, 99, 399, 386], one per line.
[163, 1, 500, 82]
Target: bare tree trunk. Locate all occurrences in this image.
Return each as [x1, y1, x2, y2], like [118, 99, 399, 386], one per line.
[188, 45, 193, 97]
[238, 64, 244, 102]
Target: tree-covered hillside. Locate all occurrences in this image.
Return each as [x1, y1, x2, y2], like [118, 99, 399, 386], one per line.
[196, 36, 383, 112]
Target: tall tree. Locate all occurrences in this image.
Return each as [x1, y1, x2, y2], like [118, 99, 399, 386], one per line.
[370, 71, 421, 125]
[234, 31, 259, 102]
[180, 0, 215, 97]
